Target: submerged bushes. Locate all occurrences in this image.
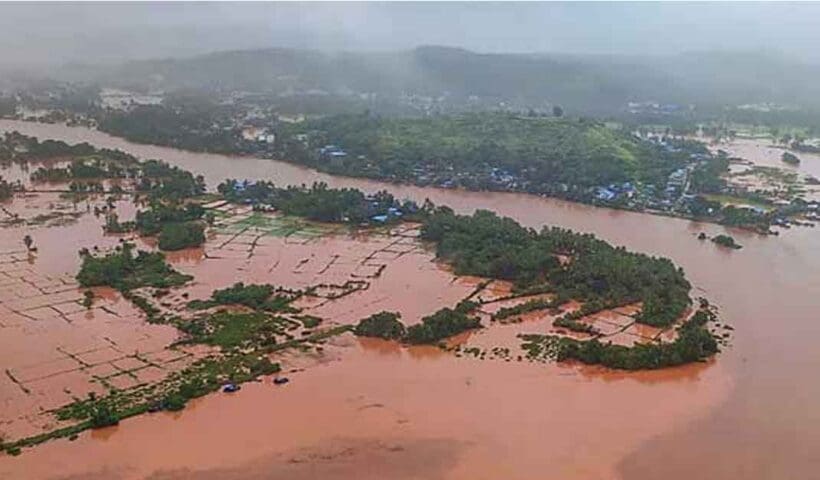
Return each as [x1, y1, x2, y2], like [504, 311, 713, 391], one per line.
[76, 243, 192, 291]
[712, 234, 742, 249]
[158, 221, 205, 251]
[521, 304, 719, 370]
[405, 308, 481, 344]
[187, 282, 293, 312]
[354, 306, 481, 344]
[353, 311, 406, 340]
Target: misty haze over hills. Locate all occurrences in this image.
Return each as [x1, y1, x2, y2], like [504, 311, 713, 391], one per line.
[2, 2, 820, 67]
[50, 46, 820, 115]
[3, 2, 820, 115]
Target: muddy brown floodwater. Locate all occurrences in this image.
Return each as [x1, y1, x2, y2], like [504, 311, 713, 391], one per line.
[717, 137, 820, 179]
[1, 120, 820, 479]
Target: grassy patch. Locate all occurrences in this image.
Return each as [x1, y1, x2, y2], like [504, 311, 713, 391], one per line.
[76, 243, 192, 291]
[217, 212, 336, 238]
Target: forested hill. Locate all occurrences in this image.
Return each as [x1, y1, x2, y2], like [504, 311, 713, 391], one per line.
[66, 46, 820, 114]
[72, 46, 671, 112]
[282, 113, 699, 188]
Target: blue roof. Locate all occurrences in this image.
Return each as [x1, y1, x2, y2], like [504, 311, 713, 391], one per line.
[371, 215, 389, 222]
[596, 188, 616, 201]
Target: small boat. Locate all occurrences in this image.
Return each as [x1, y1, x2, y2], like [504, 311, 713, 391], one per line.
[222, 383, 241, 393]
[273, 377, 289, 385]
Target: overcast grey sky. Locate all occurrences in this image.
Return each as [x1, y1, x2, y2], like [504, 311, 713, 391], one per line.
[1, 2, 819, 68]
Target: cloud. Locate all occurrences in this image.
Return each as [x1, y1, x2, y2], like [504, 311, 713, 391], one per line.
[1, 2, 819, 69]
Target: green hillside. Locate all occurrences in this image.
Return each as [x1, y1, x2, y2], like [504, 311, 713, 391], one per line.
[288, 112, 683, 187]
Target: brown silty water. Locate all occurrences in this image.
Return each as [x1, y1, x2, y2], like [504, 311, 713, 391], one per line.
[710, 137, 820, 201]
[0, 187, 495, 455]
[0, 120, 818, 479]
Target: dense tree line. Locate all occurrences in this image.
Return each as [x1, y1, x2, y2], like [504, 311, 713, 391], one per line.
[76, 243, 192, 291]
[524, 304, 719, 370]
[97, 99, 244, 154]
[492, 297, 560, 321]
[218, 179, 417, 224]
[353, 301, 481, 344]
[405, 303, 481, 344]
[30, 157, 135, 183]
[157, 222, 205, 251]
[420, 208, 691, 327]
[353, 311, 406, 340]
[0, 131, 101, 162]
[187, 282, 293, 312]
[135, 159, 206, 201]
[134, 203, 204, 235]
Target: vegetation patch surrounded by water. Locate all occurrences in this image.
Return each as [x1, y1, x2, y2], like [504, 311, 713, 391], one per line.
[0, 142, 731, 456]
[519, 300, 721, 370]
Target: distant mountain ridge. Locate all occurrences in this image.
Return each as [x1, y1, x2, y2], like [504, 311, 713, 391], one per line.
[58, 46, 820, 114]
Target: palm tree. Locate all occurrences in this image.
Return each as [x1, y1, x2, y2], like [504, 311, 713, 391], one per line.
[23, 235, 33, 251]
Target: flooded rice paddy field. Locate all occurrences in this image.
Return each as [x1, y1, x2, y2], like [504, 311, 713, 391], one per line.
[718, 137, 820, 180]
[714, 138, 820, 202]
[0, 188, 725, 480]
[186, 204, 476, 327]
[4, 189, 663, 458]
[0, 191, 190, 440]
[1, 120, 819, 479]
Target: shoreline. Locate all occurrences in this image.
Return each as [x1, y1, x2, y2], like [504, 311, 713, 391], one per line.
[3, 116, 820, 480]
[0, 117, 780, 235]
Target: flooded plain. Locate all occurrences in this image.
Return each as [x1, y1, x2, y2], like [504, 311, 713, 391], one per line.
[1, 120, 819, 479]
[718, 137, 820, 180]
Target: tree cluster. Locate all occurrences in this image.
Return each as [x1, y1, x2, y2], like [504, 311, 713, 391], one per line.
[353, 311, 406, 340]
[353, 302, 481, 344]
[187, 282, 292, 312]
[711, 234, 742, 249]
[158, 221, 205, 251]
[218, 179, 416, 224]
[0, 176, 12, 201]
[421, 208, 692, 327]
[76, 243, 192, 291]
[544, 306, 719, 370]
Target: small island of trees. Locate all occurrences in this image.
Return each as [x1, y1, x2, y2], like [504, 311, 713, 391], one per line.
[353, 311, 406, 340]
[76, 243, 192, 292]
[521, 300, 720, 370]
[711, 234, 742, 249]
[354, 301, 481, 345]
[781, 151, 801, 165]
[421, 207, 691, 328]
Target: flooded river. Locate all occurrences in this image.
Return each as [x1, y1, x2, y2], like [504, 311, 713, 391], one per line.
[718, 137, 820, 179]
[1, 120, 819, 479]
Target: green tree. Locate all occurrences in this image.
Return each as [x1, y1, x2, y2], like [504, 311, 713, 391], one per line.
[354, 311, 406, 340]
